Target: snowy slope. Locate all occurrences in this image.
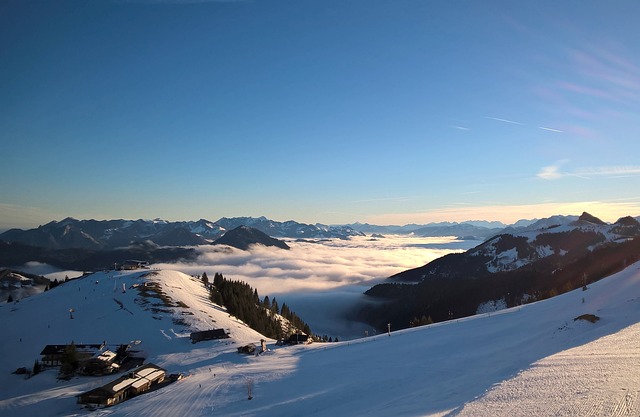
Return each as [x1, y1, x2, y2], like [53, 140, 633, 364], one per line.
[473, 213, 639, 273]
[0, 269, 267, 416]
[2, 263, 640, 416]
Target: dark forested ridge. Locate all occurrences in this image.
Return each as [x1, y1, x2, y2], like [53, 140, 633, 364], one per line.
[213, 226, 290, 251]
[207, 272, 311, 340]
[357, 215, 640, 332]
[0, 240, 196, 271]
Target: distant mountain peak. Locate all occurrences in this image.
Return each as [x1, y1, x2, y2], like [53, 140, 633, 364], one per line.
[578, 212, 606, 225]
[615, 216, 640, 227]
[213, 226, 290, 251]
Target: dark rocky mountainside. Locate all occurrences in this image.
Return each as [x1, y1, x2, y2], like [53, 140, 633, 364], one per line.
[356, 213, 640, 331]
[0, 216, 363, 251]
[213, 226, 290, 251]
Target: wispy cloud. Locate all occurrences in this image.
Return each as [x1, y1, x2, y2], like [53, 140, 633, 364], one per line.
[536, 160, 570, 180]
[452, 125, 470, 131]
[365, 201, 640, 225]
[536, 164, 563, 180]
[485, 116, 523, 126]
[573, 166, 640, 179]
[538, 126, 563, 133]
[537, 163, 640, 180]
[352, 196, 419, 204]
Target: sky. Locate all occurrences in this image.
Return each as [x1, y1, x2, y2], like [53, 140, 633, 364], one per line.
[2, 0, 640, 230]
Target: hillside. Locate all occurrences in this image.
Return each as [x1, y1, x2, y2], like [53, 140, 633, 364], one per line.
[213, 226, 290, 250]
[358, 213, 640, 330]
[2, 261, 640, 416]
[0, 240, 197, 271]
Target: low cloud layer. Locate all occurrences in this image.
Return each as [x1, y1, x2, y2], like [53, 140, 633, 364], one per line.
[153, 236, 472, 295]
[152, 236, 477, 339]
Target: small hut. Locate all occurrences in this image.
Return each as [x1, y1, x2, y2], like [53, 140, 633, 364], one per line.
[190, 329, 230, 343]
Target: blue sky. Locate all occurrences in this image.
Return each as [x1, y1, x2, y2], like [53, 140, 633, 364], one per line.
[2, 0, 640, 230]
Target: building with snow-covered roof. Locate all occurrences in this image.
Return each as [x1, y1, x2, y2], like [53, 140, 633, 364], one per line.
[121, 260, 149, 270]
[40, 342, 106, 367]
[77, 363, 166, 407]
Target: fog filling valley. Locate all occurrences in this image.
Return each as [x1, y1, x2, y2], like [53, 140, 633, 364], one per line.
[10, 236, 479, 339]
[155, 235, 480, 339]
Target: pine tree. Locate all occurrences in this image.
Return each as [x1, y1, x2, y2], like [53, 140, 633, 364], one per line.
[202, 272, 209, 287]
[32, 359, 41, 376]
[60, 342, 79, 376]
[7, 294, 13, 303]
[213, 272, 224, 289]
[281, 302, 290, 318]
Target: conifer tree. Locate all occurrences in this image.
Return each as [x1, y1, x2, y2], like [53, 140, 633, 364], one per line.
[32, 359, 41, 376]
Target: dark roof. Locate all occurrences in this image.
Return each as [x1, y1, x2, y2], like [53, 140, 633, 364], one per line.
[40, 343, 104, 355]
[286, 334, 309, 343]
[190, 329, 229, 341]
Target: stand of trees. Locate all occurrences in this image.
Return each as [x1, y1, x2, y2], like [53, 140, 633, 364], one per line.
[358, 236, 640, 332]
[207, 272, 311, 340]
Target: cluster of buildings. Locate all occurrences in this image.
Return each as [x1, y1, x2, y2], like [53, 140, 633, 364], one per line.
[38, 342, 169, 407]
[39, 342, 125, 375]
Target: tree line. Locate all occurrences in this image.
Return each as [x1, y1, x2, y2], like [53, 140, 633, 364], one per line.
[358, 236, 640, 332]
[204, 272, 312, 340]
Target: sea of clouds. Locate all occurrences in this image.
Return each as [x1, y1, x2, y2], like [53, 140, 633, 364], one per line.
[154, 235, 480, 339]
[10, 236, 479, 339]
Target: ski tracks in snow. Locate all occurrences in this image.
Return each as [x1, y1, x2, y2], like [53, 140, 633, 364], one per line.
[453, 322, 640, 417]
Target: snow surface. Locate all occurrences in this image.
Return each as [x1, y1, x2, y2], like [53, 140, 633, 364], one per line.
[1, 263, 640, 416]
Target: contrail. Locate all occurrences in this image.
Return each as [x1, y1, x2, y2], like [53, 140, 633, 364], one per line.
[485, 117, 523, 125]
[539, 126, 563, 133]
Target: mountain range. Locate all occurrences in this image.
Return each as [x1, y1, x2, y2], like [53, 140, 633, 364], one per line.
[0, 214, 574, 252]
[0, 216, 363, 250]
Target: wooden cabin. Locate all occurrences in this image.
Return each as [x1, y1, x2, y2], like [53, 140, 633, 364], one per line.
[190, 329, 230, 343]
[77, 363, 166, 407]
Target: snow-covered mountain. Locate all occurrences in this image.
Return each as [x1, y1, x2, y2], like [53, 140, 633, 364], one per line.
[359, 212, 640, 331]
[2, 261, 640, 416]
[215, 216, 363, 240]
[388, 212, 640, 281]
[472, 212, 639, 273]
[348, 220, 507, 239]
[0, 217, 364, 250]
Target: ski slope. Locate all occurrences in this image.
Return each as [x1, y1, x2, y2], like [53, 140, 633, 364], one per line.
[1, 262, 640, 416]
